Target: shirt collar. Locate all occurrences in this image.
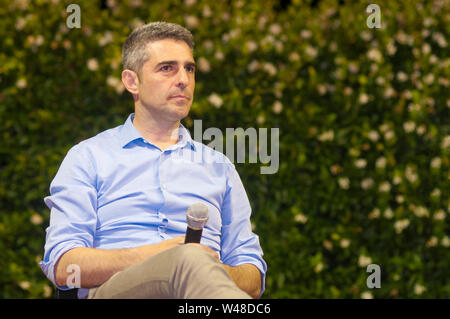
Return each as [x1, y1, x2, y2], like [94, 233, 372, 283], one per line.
[119, 113, 196, 151]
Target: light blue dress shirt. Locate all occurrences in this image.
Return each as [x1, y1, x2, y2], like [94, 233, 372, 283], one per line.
[39, 113, 267, 298]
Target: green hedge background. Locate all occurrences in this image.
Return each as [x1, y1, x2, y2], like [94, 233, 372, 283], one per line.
[1, 0, 449, 298]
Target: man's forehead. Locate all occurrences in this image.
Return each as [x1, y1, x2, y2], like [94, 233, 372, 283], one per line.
[145, 39, 194, 63]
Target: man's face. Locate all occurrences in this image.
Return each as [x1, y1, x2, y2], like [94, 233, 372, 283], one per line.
[136, 39, 196, 123]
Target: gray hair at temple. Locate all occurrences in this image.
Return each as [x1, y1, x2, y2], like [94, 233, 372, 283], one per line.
[122, 21, 195, 78]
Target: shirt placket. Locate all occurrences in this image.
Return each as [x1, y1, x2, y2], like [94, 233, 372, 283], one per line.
[157, 150, 170, 239]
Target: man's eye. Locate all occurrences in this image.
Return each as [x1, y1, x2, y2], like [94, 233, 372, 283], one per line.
[161, 65, 172, 71]
[186, 66, 195, 73]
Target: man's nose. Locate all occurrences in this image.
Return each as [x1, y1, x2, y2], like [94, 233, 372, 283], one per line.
[175, 68, 189, 89]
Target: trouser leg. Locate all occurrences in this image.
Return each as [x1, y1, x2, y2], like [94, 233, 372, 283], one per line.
[89, 244, 251, 299]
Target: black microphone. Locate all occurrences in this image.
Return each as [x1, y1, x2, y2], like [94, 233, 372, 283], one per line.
[184, 203, 209, 244]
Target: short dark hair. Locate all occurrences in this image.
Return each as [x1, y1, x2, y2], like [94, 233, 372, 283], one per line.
[122, 21, 194, 77]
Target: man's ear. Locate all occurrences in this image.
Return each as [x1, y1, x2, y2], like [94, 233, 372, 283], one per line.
[121, 69, 139, 97]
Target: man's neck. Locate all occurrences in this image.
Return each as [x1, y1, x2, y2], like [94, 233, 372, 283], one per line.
[132, 108, 180, 151]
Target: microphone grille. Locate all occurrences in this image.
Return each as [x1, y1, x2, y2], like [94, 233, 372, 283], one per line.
[186, 203, 209, 230]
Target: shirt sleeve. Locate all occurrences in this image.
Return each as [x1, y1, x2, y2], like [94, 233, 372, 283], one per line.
[39, 144, 98, 289]
[220, 163, 267, 298]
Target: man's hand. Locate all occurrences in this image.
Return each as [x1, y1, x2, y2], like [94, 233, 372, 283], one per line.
[185, 243, 220, 262]
[55, 236, 186, 288]
[222, 264, 262, 299]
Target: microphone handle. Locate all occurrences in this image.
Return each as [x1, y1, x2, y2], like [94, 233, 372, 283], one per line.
[185, 227, 203, 244]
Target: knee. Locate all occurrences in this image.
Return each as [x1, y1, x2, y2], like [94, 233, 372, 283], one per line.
[172, 244, 215, 268]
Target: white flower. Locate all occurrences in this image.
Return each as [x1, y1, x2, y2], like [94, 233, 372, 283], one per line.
[355, 159, 367, 168]
[394, 219, 410, 233]
[323, 240, 333, 250]
[30, 213, 43, 225]
[214, 51, 224, 61]
[262, 62, 277, 76]
[338, 177, 350, 190]
[318, 130, 334, 142]
[184, 15, 199, 29]
[301, 29, 312, 39]
[376, 76, 385, 86]
[441, 236, 450, 247]
[245, 40, 258, 53]
[314, 262, 324, 273]
[316, 84, 327, 95]
[383, 87, 395, 98]
[289, 52, 300, 62]
[367, 130, 379, 142]
[106, 76, 124, 94]
[344, 87, 353, 96]
[248, 60, 259, 73]
[403, 121, 416, 133]
[360, 30, 372, 41]
[433, 209, 445, 221]
[384, 130, 395, 140]
[361, 291, 373, 299]
[396, 71, 408, 82]
[405, 166, 418, 183]
[361, 178, 374, 190]
[375, 157, 387, 168]
[184, 0, 196, 6]
[396, 195, 404, 204]
[208, 93, 223, 108]
[19, 281, 31, 290]
[87, 58, 99, 71]
[425, 236, 438, 247]
[431, 188, 441, 197]
[340, 238, 351, 248]
[294, 213, 308, 224]
[305, 45, 318, 58]
[16, 78, 27, 89]
[422, 43, 431, 55]
[256, 115, 265, 125]
[359, 93, 369, 104]
[367, 48, 382, 62]
[98, 31, 114, 46]
[414, 284, 426, 295]
[386, 40, 397, 55]
[43, 284, 53, 298]
[379, 181, 391, 192]
[202, 4, 212, 17]
[269, 23, 282, 35]
[197, 57, 210, 73]
[441, 135, 450, 149]
[358, 255, 372, 267]
[368, 208, 380, 219]
[272, 101, 283, 114]
[384, 208, 394, 219]
[423, 73, 434, 85]
[416, 124, 426, 135]
[432, 32, 447, 48]
[413, 206, 429, 218]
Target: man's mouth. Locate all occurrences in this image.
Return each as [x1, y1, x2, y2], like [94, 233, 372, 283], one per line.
[169, 95, 189, 100]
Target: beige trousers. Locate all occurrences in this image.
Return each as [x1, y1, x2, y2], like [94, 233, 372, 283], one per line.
[88, 244, 251, 299]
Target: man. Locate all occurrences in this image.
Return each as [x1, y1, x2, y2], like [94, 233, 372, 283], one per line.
[39, 22, 266, 299]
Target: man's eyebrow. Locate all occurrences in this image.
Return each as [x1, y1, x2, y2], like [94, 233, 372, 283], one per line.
[154, 60, 196, 69]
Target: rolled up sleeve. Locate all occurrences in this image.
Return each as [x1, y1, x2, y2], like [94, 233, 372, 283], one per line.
[39, 144, 98, 289]
[220, 164, 267, 297]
